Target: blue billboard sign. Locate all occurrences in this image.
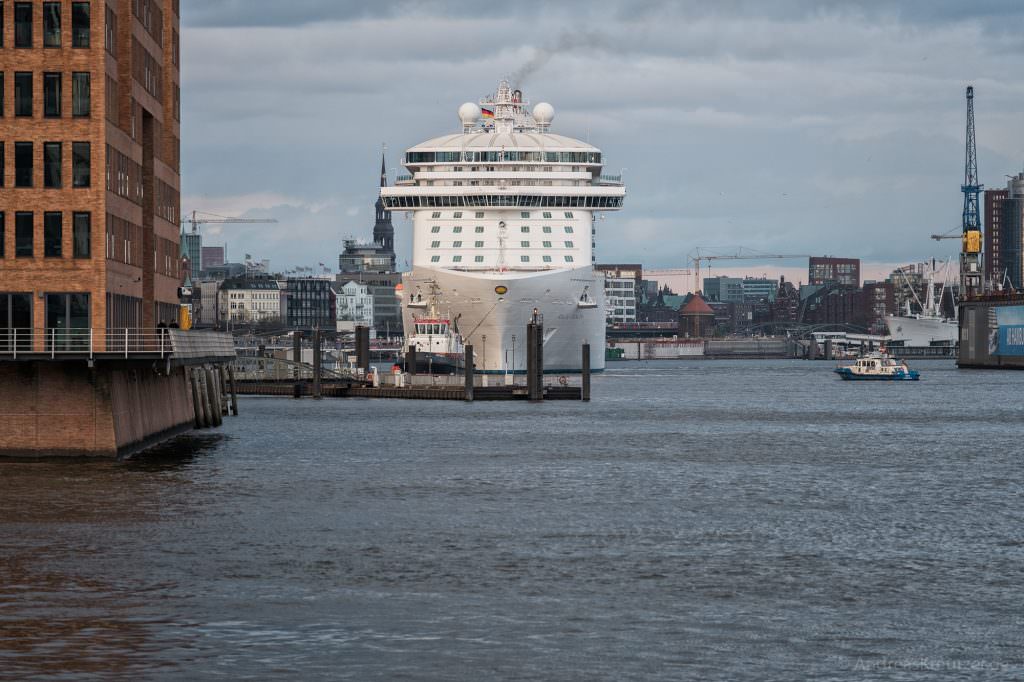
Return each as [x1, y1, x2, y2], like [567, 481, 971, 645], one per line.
[994, 306, 1024, 356]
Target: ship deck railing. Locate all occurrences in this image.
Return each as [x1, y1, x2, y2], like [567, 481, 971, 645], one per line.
[0, 329, 237, 363]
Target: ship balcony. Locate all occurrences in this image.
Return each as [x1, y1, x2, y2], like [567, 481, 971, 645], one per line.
[595, 175, 624, 186]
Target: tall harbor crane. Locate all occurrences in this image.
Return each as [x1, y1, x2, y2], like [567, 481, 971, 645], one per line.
[960, 86, 983, 297]
[690, 248, 809, 293]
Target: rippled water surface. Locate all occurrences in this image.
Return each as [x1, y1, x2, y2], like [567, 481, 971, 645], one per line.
[2, 359, 1024, 680]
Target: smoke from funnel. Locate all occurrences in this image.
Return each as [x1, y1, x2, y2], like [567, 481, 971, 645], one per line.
[511, 30, 612, 89]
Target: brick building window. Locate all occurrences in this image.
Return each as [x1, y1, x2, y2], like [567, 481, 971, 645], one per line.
[44, 73, 62, 117]
[0, 213, 4, 257]
[0, 73, 4, 115]
[105, 6, 116, 54]
[72, 2, 90, 47]
[44, 212, 62, 258]
[73, 213, 91, 258]
[14, 3, 32, 47]
[72, 73, 90, 116]
[43, 2, 61, 47]
[14, 72, 32, 116]
[0, 143, 4, 187]
[72, 142, 90, 187]
[43, 142, 61, 188]
[15, 213, 33, 257]
[14, 142, 32, 187]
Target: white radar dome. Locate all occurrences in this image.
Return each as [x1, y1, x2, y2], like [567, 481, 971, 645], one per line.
[458, 102, 482, 125]
[533, 102, 555, 125]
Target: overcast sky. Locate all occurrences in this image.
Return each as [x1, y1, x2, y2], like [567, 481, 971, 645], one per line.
[180, 0, 1024, 285]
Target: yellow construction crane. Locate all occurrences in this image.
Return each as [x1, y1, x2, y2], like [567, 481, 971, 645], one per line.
[690, 247, 809, 293]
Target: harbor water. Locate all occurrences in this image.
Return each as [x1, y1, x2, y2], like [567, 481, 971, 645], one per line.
[2, 359, 1023, 680]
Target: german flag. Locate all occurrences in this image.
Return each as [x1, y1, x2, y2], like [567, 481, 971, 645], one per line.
[481, 107, 494, 118]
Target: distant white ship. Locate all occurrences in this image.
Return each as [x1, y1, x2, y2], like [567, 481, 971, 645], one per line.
[382, 80, 627, 373]
[884, 262, 957, 347]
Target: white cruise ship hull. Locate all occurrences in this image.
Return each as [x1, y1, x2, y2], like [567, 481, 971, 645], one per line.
[403, 267, 606, 373]
[884, 315, 957, 346]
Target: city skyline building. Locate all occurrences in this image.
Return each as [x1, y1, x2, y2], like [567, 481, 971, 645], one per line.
[984, 187, 1008, 286]
[0, 0, 183, 337]
[808, 257, 860, 288]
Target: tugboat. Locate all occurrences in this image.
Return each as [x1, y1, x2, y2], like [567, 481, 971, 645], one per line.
[834, 349, 920, 381]
[402, 281, 465, 374]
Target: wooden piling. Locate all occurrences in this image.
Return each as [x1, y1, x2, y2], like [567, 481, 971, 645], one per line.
[198, 370, 213, 427]
[205, 369, 223, 427]
[824, 339, 833, 361]
[227, 365, 239, 415]
[312, 328, 322, 400]
[190, 369, 205, 428]
[582, 343, 591, 402]
[293, 331, 303, 379]
[527, 321, 543, 402]
[464, 344, 474, 402]
[355, 325, 370, 375]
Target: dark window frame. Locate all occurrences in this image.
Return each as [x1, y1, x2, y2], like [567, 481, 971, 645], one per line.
[14, 142, 33, 188]
[14, 2, 32, 48]
[15, 212, 33, 258]
[43, 2, 61, 47]
[71, 2, 90, 48]
[0, 213, 4, 258]
[72, 142, 90, 188]
[14, 72, 32, 117]
[72, 72, 91, 117]
[44, 72, 62, 118]
[73, 212, 91, 259]
[44, 212, 63, 258]
[43, 142, 62, 188]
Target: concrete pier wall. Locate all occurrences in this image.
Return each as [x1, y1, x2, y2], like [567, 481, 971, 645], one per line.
[0, 363, 197, 459]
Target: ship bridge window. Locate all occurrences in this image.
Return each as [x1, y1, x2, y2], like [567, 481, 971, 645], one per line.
[430, 226, 440, 233]
[542, 255, 552, 263]
[521, 226, 529, 233]
[453, 211, 462, 218]
[520, 241, 529, 247]
[474, 255, 484, 263]
[520, 212, 530, 218]
[475, 226, 484, 233]
[452, 255, 462, 263]
[542, 226, 552, 233]
[565, 255, 574, 262]
[543, 241, 552, 248]
[430, 241, 440, 248]
[543, 212, 552, 219]
[475, 212, 484, 218]
[474, 241, 484, 248]
[431, 211, 441, 218]
[565, 226, 574, 233]
[565, 212, 574, 218]
[430, 255, 440, 263]
[453, 226, 462, 233]
[565, 241, 574, 248]
[521, 255, 530, 263]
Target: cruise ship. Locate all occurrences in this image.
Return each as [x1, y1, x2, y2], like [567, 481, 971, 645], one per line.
[381, 81, 626, 373]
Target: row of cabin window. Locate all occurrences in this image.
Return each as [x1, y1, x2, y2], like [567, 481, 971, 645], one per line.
[0, 71, 92, 117]
[429, 255, 575, 264]
[0, 211, 91, 258]
[430, 211, 575, 220]
[1, 2, 93, 49]
[430, 225, 574, 234]
[0, 141, 91, 188]
[429, 241, 575, 249]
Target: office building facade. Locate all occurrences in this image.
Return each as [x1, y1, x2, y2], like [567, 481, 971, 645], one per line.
[809, 257, 860, 288]
[0, 0, 182, 340]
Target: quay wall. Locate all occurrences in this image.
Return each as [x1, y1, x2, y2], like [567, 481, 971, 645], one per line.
[0, 363, 196, 459]
[958, 298, 1024, 369]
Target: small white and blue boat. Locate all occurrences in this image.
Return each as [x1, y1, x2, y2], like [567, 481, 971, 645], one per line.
[834, 351, 920, 381]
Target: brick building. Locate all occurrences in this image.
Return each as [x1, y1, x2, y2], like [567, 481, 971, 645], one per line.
[0, 1, 181, 343]
[808, 256, 860, 288]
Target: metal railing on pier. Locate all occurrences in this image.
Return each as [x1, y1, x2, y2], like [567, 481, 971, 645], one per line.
[0, 328, 236, 361]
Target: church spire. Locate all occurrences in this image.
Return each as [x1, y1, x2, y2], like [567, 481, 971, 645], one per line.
[373, 150, 394, 253]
